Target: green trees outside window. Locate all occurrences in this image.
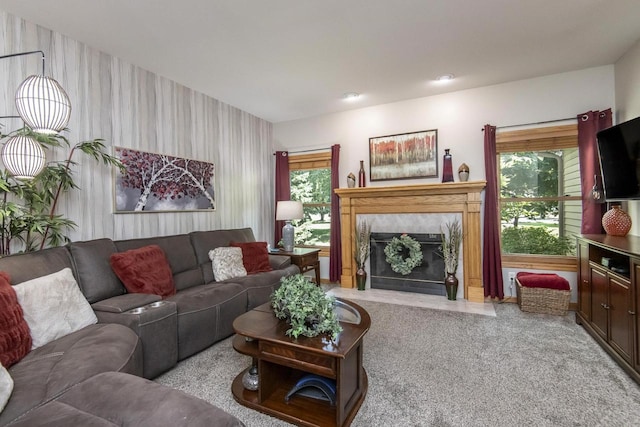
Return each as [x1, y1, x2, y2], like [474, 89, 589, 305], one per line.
[499, 149, 579, 256]
[290, 168, 331, 247]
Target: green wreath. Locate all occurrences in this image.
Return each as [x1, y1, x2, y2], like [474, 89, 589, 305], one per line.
[384, 234, 423, 275]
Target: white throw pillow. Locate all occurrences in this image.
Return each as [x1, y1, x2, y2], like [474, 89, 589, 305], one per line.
[0, 363, 13, 413]
[209, 247, 247, 281]
[13, 268, 97, 350]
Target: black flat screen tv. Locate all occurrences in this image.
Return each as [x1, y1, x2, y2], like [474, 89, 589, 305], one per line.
[597, 116, 640, 201]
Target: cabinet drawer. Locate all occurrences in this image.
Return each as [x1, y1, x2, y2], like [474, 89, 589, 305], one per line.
[260, 342, 336, 378]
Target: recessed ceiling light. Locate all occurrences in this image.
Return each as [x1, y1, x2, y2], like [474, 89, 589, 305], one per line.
[342, 92, 360, 101]
[435, 74, 455, 82]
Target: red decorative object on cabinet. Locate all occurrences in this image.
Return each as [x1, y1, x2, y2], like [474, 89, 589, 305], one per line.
[602, 205, 632, 236]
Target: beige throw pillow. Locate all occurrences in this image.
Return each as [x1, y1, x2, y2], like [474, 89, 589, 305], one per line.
[209, 247, 247, 281]
[13, 268, 97, 350]
[0, 363, 13, 413]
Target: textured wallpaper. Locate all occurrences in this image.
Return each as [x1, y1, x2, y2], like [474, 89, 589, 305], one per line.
[0, 11, 275, 245]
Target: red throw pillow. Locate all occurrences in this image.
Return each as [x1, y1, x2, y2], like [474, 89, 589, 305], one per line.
[0, 271, 32, 367]
[230, 241, 273, 274]
[110, 245, 176, 298]
[516, 272, 570, 291]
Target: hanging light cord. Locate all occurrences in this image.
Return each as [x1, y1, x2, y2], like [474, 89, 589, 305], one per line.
[0, 50, 45, 75]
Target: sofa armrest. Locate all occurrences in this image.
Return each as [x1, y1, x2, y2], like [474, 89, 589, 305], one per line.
[91, 293, 162, 313]
[269, 254, 292, 270]
[91, 297, 178, 379]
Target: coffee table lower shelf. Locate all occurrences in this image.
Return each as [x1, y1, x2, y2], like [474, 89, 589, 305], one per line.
[231, 367, 368, 427]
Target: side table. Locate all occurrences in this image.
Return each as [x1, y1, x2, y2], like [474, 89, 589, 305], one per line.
[275, 247, 321, 284]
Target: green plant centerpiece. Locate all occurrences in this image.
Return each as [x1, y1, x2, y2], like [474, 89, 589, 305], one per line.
[271, 274, 343, 340]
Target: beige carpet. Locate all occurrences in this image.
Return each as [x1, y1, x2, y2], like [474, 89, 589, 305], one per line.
[156, 300, 640, 426]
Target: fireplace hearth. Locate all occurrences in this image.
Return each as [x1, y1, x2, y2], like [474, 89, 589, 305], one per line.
[370, 232, 445, 295]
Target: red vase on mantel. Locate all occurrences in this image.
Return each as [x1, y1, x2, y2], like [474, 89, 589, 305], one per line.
[602, 205, 632, 237]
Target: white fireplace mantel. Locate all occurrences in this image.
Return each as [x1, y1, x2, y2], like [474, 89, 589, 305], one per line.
[335, 181, 486, 303]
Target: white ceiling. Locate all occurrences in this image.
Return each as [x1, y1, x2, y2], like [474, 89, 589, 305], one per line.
[1, 0, 640, 123]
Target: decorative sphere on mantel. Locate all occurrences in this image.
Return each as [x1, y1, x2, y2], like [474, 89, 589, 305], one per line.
[602, 205, 632, 236]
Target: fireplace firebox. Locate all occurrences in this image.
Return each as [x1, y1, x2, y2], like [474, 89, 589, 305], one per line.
[370, 232, 445, 295]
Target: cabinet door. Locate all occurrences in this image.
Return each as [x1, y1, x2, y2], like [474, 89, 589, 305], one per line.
[609, 275, 633, 362]
[590, 265, 609, 340]
[634, 262, 640, 373]
[577, 241, 591, 320]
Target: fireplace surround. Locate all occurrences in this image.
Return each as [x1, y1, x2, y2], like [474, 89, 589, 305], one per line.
[335, 181, 486, 302]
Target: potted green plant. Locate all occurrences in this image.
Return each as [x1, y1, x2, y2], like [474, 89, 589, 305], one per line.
[353, 219, 371, 290]
[271, 274, 342, 340]
[0, 127, 123, 255]
[441, 218, 462, 300]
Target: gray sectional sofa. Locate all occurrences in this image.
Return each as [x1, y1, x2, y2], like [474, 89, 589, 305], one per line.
[0, 228, 299, 426]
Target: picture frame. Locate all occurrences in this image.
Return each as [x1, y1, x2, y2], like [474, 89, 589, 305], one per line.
[369, 129, 438, 181]
[113, 147, 215, 213]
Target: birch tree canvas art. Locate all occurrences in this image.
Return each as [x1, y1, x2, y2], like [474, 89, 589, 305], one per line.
[114, 147, 215, 212]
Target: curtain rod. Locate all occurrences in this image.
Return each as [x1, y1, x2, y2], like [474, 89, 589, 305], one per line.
[272, 146, 332, 155]
[481, 117, 576, 131]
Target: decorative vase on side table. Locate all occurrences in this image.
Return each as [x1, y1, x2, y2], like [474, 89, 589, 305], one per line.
[602, 205, 632, 236]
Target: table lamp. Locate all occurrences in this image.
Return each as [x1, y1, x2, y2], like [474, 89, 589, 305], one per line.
[276, 201, 303, 251]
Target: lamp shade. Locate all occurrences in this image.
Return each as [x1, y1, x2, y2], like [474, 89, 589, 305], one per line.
[276, 201, 303, 221]
[1, 135, 46, 179]
[15, 75, 71, 134]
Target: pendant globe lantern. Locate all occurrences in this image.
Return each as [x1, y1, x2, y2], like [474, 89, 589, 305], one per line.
[1, 134, 46, 180]
[1, 50, 72, 179]
[15, 74, 71, 134]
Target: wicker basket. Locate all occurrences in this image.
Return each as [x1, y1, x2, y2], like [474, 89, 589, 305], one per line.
[516, 278, 570, 316]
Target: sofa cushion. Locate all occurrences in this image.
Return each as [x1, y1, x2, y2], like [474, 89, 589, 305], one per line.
[110, 245, 177, 298]
[209, 247, 247, 281]
[166, 283, 247, 359]
[68, 238, 125, 303]
[7, 372, 245, 427]
[13, 268, 97, 350]
[219, 267, 299, 310]
[115, 235, 202, 291]
[516, 272, 570, 291]
[230, 241, 273, 274]
[0, 323, 143, 426]
[0, 246, 74, 285]
[0, 363, 12, 413]
[0, 272, 31, 367]
[190, 228, 257, 284]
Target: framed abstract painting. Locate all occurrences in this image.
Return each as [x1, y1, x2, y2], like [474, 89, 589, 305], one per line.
[114, 147, 215, 212]
[369, 129, 438, 181]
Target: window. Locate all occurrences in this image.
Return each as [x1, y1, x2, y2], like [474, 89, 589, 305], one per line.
[497, 125, 580, 271]
[289, 152, 332, 254]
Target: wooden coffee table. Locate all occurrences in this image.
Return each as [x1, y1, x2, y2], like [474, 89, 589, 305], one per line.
[231, 298, 371, 427]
